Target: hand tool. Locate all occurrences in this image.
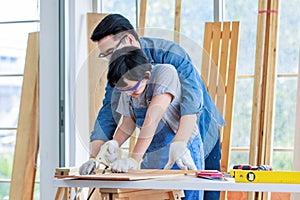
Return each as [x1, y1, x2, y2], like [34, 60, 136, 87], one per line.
[233, 170, 300, 183]
[232, 164, 272, 171]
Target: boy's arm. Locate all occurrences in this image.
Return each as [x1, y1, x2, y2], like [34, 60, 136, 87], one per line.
[113, 116, 136, 146]
[173, 114, 197, 142]
[131, 93, 172, 162]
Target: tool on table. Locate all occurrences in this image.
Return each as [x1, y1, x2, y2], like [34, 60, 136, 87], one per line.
[233, 170, 300, 183]
[85, 147, 111, 199]
[195, 170, 227, 181]
[232, 164, 272, 171]
[230, 164, 272, 178]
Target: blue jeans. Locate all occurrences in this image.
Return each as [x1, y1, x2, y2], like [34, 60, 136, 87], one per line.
[204, 138, 221, 200]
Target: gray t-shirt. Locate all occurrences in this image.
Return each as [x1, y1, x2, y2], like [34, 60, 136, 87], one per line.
[116, 64, 199, 139]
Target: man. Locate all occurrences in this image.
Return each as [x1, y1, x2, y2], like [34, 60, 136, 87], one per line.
[79, 14, 225, 200]
[103, 46, 204, 199]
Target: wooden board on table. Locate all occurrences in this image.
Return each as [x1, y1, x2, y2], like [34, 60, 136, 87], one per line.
[54, 169, 215, 180]
[69, 173, 182, 181]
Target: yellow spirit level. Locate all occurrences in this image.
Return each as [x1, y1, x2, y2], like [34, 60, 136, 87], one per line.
[231, 170, 300, 184]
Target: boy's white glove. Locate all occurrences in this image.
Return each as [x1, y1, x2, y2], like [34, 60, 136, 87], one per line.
[96, 140, 119, 166]
[79, 158, 99, 175]
[164, 141, 197, 170]
[111, 157, 140, 173]
[79, 140, 119, 175]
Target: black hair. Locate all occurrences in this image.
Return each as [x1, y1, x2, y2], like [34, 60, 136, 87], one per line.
[107, 46, 152, 88]
[91, 14, 139, 42]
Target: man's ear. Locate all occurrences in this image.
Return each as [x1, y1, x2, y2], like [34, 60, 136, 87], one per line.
[127, 34, 140, 47]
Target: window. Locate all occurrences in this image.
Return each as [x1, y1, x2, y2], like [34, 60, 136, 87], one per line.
[98, 0, 299, 171]
[0, 0, 40, 199]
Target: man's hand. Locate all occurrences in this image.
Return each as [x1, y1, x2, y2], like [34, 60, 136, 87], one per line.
[111, 157, 140, 173]
[164, 141, 197, 170]
[96, 140, 119, 166]
[79, 158, 98, 175]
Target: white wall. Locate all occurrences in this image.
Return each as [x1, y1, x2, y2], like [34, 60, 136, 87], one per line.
[67, 0, 93, 168]
[40, 0, 59, 198]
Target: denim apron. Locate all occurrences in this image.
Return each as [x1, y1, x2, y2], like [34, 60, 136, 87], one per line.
[129, 95, 204, 200]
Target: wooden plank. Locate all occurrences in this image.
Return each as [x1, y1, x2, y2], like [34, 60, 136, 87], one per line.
[56, 172, 183, 181]
[216, 22, 230, 117]
[174, 0, 182, 43]
[138, 0, 147, 36]
[209, 22, 221, 102]
[86, 13, 109, 132]
[220, 21, 239, 173]
[249, 0, 268, 167]
[9, 32, 39, 200]
[201, 22, 213, 89]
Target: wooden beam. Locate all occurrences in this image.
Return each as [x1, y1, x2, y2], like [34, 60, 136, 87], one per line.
[9, 32, 39, 200]
[249, 0, 279, 199]
[138, 0, 147, 36]
[174, 0, 182, 43]
[249, 0, 268, 167]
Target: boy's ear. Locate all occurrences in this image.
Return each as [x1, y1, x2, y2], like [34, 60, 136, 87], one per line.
[144, 71, 151, 79]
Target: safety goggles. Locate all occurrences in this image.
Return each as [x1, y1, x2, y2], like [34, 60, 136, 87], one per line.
[115, 79, 143, 92]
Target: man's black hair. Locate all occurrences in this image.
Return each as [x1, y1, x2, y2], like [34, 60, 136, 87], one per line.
[107, 46, 152, 88]
[91, 14, 139, 42]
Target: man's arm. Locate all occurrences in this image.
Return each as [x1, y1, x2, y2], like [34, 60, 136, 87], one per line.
[89, 84, 121, 157]
[140, 38, 205, 116]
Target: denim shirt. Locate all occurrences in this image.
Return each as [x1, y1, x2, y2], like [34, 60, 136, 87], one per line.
[90, 37, 225, 156]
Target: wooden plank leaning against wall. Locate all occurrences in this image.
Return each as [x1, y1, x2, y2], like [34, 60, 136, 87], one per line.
[249, 0, 280, 199]
[9, 32, 40, 200]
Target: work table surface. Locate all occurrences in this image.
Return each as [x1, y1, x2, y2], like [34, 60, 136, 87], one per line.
[53, 174, 300, 193]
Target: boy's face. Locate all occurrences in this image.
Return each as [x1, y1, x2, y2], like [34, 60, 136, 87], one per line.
[116, 78, 147, 98]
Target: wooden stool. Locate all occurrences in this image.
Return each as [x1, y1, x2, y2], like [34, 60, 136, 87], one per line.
[99, 188, 185, 200]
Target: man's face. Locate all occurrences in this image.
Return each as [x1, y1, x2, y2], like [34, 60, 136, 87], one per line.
[97, 34, 128, 61]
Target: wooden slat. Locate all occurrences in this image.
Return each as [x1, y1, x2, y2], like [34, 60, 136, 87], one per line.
[174, 0, 182, 43]
[220, 22, 240, 173]
[249, 0, 268, 168]
[201, 21, 240, 175]
[201, 23, 213, 88]
[216, 22, 230, 117]
[9, 32, 39, 200]
[138, 0, 147, 36]
[209, 22, 221, 102]
[262, 1, 279, 200]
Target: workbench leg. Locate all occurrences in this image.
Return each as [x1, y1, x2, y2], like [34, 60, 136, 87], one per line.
[168, 190, 185, 200]
[55, 187, 71, 200]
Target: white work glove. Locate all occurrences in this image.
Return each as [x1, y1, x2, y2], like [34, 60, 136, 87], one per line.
[164, 141, 197, 170]
[111, 157, 140, 173]
[96, 140, 119, 166]
[79, 158, 99, 175]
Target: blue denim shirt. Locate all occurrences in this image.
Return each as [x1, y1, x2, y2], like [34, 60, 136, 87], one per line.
[90, 37, 225, 157]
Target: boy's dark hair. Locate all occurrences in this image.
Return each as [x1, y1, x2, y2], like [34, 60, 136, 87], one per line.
[91, 14, 139, 42]
[107, 46, 152, 88]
